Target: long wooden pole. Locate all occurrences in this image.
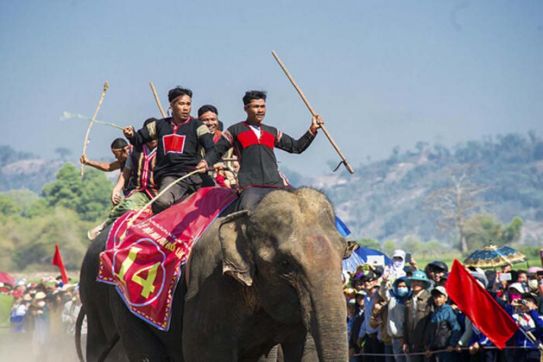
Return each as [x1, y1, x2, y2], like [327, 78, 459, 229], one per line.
[81, 81, 110, 178]
[149, 81, 167, 118]
[271, 51, 354, 174]
[62, 112, 124, 130]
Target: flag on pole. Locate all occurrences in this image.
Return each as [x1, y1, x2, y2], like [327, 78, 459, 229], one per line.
[52, 244, 69, 284]
[335, 217, 351, 237]
[445, 259, 518, 349]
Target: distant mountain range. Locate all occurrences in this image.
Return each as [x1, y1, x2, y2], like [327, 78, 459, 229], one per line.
[0, 146, 63, 193]
[2, 132, 543, 245]
[301, 132, 543, 245]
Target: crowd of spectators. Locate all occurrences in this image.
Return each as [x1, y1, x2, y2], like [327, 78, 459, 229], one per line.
[344, 250, 543, 362]
[0, 276, 85, 361]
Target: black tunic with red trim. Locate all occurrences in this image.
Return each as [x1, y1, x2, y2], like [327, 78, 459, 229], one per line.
[205, 121, 316, 188]
[128, 117, 214, 181]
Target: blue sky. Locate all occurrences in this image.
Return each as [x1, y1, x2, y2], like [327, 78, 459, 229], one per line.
[1, 0, 542, 176]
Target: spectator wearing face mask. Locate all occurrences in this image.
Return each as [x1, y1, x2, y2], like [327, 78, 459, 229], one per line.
[388, 250, 407, 281]
[380, 276, 411, 362]
[507, 283, 525, 306]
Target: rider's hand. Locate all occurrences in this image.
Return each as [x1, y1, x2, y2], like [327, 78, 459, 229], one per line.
[196, 160, 208, 173]
[80, 155, 88, 165]
[123, 126, 135, 139]
[310, 115, 323, 134]
[111, 191, 122, 205]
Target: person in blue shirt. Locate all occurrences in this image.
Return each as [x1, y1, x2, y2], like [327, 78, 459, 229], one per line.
[511, 293, 543, 362]
[424, 286, 461, 362]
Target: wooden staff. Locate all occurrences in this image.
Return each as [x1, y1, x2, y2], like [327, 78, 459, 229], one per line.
[81, 81, 110, 178]
[62, 112, 124, 130]
[149, 81, 167, 118]
[271, 51, 354, 174]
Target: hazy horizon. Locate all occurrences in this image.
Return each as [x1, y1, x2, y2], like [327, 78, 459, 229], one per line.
[2, 0, 542, 176]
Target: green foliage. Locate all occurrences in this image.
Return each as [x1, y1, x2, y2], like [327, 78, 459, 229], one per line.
[400, 235, 423, 256]
[0, 162, 114, 271]
[0, 294, 13, 328]
[357, 238, 381, 250]
[0, 193, 21, 215]
[1, 207, 92, 271]
[42, 163, 112, 221]
[382, 240, 396, 256]
[463, 214, 523, 249]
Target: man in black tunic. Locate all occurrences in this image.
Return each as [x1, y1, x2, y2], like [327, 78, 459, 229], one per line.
[123, 86, 215, 214]
[197, 90, 322, 189]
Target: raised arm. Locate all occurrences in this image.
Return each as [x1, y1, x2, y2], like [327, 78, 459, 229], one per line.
[275, 115, 322, 154]
[123, 119, 157, 149]
[80, 155, 121, 172]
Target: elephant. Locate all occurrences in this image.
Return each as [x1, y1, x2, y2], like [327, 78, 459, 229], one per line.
[79, 187, 351, 361]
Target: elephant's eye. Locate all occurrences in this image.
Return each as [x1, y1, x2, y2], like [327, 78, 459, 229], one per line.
[280, 259, 290, 268]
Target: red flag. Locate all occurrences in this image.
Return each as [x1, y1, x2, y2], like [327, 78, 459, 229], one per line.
[52, 244, 69, 284]
[445, 259, 517, 349]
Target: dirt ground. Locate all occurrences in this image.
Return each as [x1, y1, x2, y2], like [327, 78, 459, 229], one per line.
[0, 329, 84, 362]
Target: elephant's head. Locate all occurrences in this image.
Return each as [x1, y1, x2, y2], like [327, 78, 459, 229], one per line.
[219, 187, 350, 361]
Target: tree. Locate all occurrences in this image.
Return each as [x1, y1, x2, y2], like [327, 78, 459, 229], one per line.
[463, 214, 523, 250]
[357, 238, 381, 250]
[401, 235, 423, 256]
[382, 239, 396, 256]
[42, 163, 112, 221]
[424, 166, 488, 253]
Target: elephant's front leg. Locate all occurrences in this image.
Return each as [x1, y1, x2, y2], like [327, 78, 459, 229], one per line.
[110, 292, 169, 361]
[280, 330, 317, 362]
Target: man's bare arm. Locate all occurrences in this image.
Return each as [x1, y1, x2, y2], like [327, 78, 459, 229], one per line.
[80, 155, 121, 172]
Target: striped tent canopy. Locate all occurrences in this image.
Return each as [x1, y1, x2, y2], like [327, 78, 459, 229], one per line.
[464, 245, 526, 269]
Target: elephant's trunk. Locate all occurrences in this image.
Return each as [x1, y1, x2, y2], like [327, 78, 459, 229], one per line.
[308, 277, 348, 361]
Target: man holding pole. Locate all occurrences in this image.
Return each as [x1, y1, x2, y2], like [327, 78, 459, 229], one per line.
[80, 138, 131, 172]
[197, 90, 322, 189]
[88, 119, 159, 239]
[123, 86, 215, 214]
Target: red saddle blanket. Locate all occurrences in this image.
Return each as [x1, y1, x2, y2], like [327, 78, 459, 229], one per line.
[97, 187, 237, 331]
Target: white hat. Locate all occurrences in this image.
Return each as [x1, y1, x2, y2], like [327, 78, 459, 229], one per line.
[392, 249, 406, 260]
[431, 286, 448, 299]
[508, 282, 524, 294]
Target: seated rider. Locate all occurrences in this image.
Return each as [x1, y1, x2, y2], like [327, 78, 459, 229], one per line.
[123, 87, 215, 214]
[80, 138, 131, 173]
[88, 119, 159, 239]
[198, 104, 238, 189]
[196, 90, 322, 208]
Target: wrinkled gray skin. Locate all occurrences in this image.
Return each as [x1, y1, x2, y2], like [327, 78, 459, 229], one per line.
[80, 187, 349, 361]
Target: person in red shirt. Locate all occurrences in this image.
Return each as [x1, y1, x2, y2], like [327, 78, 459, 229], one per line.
[196, 90, 322, 189]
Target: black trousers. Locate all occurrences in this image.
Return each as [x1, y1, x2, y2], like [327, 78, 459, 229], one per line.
[152, 174, 205, 214]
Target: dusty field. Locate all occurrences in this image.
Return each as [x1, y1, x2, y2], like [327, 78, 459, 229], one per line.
[0, 329, 83, 361]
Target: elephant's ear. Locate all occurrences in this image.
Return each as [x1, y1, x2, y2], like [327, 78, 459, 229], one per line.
[219, 211, 254, 287]
[343, 241, 359, 260]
